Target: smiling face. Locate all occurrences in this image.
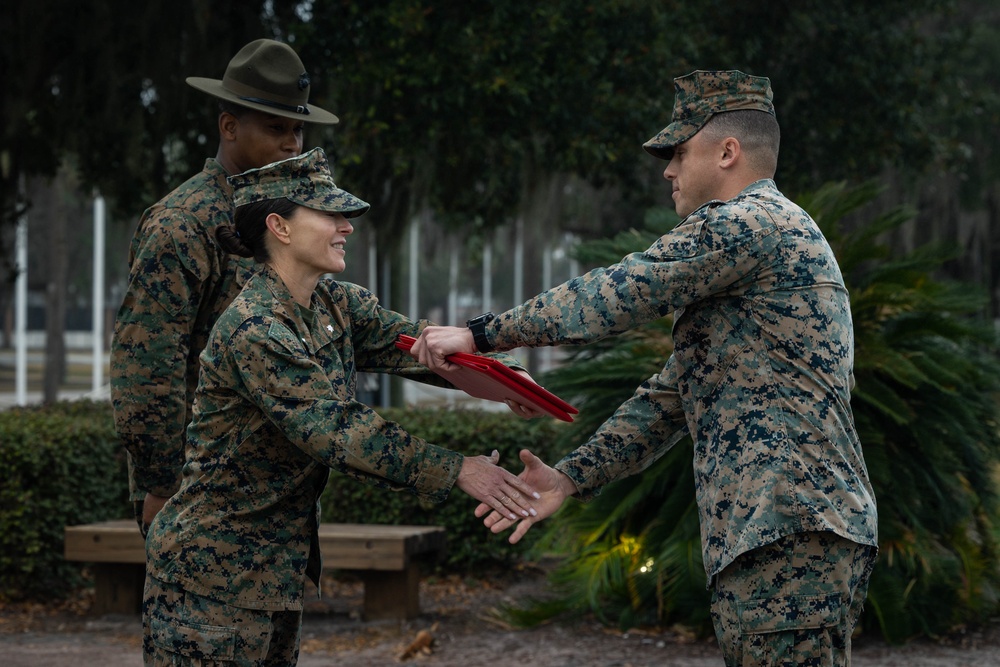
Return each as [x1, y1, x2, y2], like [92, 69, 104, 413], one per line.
[662, 129, 727, 219]
[285, 206, 355, 276]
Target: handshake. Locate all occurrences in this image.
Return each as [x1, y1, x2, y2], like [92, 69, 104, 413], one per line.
[456, 448, 579, 544]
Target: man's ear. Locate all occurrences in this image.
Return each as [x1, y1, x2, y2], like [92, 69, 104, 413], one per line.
[219, 112, 239, 141]
[719, 137, 741, 169]
[265, 213, 292, 245]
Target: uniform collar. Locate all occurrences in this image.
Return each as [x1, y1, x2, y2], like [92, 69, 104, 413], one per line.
[739, 178, 778, 196]
[255, 265, 340, 352]
[203, 158, 234, 195]
[203, 158, 231, 181]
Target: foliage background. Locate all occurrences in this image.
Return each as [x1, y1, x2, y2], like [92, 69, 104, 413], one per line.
[3, 1, 998, 251]
[0, 400, 128, 600]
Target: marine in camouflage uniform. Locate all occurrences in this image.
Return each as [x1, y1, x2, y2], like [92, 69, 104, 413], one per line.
[143, 148, 535, 666]
[417, 70, 878, 666]
[110, 39, 339, 534]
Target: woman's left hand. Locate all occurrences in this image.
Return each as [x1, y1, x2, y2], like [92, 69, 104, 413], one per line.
[454, 450, 540, 520]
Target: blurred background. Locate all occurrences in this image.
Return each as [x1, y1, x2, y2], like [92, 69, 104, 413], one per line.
[2, 0, 998, 405]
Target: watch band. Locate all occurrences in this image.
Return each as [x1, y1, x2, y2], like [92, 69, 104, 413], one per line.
[466, 312, 496, 353]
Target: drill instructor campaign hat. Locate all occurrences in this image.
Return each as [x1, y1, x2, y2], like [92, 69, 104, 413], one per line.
[643, 69, 774, 160]
[186, 39, 339, 124]
[229, 147, 370, 218]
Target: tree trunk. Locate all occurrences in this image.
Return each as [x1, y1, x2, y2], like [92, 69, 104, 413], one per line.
[28, 170, 69, 403]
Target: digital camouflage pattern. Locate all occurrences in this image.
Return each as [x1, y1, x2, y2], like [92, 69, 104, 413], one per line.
[111, 159, 257, 500]
[643, 70, 774, 160]
[711, 531, 875, 666]
[481, 179, 878, 580]
[146, 266, 474, 611]
[144, 575, 302, 665]
[229, 147, 369, 217]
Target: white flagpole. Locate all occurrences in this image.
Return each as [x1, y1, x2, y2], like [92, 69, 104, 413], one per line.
[408, 216, 419, 319]
[15, 176, 28, 405]
[92, 192, 106, 393]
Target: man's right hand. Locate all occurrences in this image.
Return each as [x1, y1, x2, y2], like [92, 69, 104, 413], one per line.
[475, 449, 576, 544]
[142, 492, 171, 527]
[411, 325, 477, 372]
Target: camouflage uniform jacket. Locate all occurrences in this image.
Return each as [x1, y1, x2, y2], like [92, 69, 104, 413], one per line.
[111, 159, 256, 500]
[482, 179, 878, 580]
[146, 265, 466, 611]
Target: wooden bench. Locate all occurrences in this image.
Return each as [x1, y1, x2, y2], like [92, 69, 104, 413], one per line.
[64, 520, 446, 621]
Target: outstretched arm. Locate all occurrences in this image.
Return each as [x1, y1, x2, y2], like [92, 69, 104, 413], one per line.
[475, 449, 577, 544]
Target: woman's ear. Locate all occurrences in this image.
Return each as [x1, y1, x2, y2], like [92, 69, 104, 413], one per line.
[265, 213, 292, 245]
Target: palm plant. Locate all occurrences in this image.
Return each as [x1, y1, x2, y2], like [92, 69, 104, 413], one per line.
[513, 182, 1000, 642]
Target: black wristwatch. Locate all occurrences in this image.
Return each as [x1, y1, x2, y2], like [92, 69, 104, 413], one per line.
[466, 312, 496, 353]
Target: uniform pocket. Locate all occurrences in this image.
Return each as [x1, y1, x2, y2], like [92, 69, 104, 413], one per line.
[738, 593, 841, 633]
[649, 220, 705, 259]
[736, 593, 841, 667]
[150, 615, 237, 661]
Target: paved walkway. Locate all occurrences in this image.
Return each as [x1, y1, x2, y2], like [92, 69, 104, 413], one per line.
[5, 612, 1000, 667]
[2, 615, 395, 667]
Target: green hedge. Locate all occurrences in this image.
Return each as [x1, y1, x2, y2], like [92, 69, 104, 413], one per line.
[320, 407, 569, 571]
[0, 400, 569, 600]
[0, 400, 130, 601]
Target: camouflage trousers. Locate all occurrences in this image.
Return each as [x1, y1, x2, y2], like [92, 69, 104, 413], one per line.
[710, 531, 876, 667]
[143, 575, 302, 666]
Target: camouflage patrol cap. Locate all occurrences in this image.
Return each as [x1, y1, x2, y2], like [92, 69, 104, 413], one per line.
[229, 147, 370, 218]
[642, 70, 774, 160]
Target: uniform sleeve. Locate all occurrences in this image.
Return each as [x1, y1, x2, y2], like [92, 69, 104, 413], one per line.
[487, 205, 781, 352]
[335, 282, 524, 382]
[554, 355, 689, 499]
[229, 317, 463, 502]
[110, 208, 214, 498]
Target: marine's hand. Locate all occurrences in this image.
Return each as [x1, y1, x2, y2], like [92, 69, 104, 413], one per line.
[455, 450, 541, 521]
[412, 325, 476, 371]
[474, 449, 575, 544]
[142, 492, 170, 526]
[504, 398, 547, 419]
[504, 370, 547, 419]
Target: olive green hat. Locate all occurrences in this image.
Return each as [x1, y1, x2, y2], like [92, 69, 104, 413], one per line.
[229, 148, 370, 218]
[186, 39, 339, 124]
[642, 70, 774, 160]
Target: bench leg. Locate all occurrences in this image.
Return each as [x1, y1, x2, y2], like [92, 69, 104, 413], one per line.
[358, 563, 420, 620]
[92, 562, 145, 615]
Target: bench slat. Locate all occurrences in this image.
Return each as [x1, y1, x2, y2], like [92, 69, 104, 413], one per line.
[64, 519, 446, 620]
[65, 520, 446, 570]
[65, 521, 147, 563]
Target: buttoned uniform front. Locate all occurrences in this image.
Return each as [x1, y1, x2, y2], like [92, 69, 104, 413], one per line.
[145, 265, 481, 611]
[478, 178, 878, 581]
[111, 160, 256, 501]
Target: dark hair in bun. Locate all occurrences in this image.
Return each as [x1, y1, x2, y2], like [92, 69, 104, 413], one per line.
[215, 197, 298, 263]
